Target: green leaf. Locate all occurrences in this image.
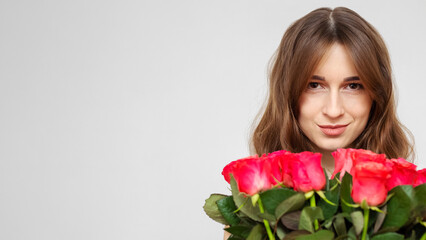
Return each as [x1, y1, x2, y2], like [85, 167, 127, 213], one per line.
[382, 185, 415, 229]
[322, 217, 333, 229]
[340, 173, 354, 214]
[333, 214, 347, 236]
[414, 184, 426, 219]
[282, 230, 310, 240]
[346, 227, 358, 240]
[260, 188, 297, 215]
[324, 169, 330, 190]
[225, 225, 252, 239]
[258, 212, 276, 222]
[277, 226, 286, 240]
[281, 211, 301, 230]
[217, 196, 240, 225]
[334, 235, 352, 240]
[230, 176, 263, 222]
[203, 194, 229, 225]
[373, 205, 386, 233]
[294, 230, 334, 240]
[329, 175, 339, 189]
[247, 224, 264, 240]
[370, 232, 404, 240]
[318, 186, 340, 220]
[367, 209, 379, 229]
[321, 212, 349, 231]
[298, 207, 324, 233]
[350, 211, 364, 236]
[275, 192, 306, 219]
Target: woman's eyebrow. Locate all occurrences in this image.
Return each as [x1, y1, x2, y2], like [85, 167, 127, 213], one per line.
[311, 75, 325, 80]
[311, 75, 360, 81]
[343, 76, 360, 81]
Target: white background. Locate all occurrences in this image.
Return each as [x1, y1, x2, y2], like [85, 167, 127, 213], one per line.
[1, 1, 425, 239]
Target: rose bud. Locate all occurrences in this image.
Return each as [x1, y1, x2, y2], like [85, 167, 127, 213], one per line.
[222, 155, 272, 195]
[290, 151, 325, 192]
[263, 150, 288, 185]
[351, 161, 391, 206]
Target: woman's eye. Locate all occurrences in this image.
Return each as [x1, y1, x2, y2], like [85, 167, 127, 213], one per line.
[307, 82, 320, 89]
[346, 83, 363, 90]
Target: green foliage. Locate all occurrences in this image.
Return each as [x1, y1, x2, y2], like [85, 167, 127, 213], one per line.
[370, 232, 404, 240]
[230, 177, 263, 222]
[247, 224, 264, 240]
[340, 173, 354, 214]
[217, 196, 240, 225]
[205, 175, 426, 240]
[260, 188, 297, 215]
[203, 194, 229, 225]
[299, 207, 324, 233]
[318, 186, 340, 220]
[225, 225, 252, 239]
[333, 214, 347, 237]
[281, 211, 301, 231]
[294, 230, 334, 240]
[382, 185, 415, 229]
[275, 192, 305, 219]
[280, 230, 310, 240]
[350, 211, 364, 236]
[414, 184, 426, 219]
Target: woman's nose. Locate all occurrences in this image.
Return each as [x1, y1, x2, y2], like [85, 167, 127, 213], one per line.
[322, 91, 345, 118]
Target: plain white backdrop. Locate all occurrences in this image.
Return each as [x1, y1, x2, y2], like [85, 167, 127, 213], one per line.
[1, 1, 425, 239]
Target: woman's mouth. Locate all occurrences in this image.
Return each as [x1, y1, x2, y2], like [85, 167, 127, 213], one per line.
[318, 124, 349, 136]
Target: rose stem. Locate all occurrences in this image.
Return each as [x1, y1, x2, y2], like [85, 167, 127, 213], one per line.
[257, 197, 275, 240]
[310, 194, 319, 231]
[362, 208, 369, 240]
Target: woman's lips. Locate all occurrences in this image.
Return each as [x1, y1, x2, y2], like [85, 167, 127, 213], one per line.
[318, 124, 348, 136]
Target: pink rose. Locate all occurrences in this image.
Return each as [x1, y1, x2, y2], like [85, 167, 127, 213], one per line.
[351, 161, 391, 206]
[263, 150, 287, 185]
[331, 148, 355, 180]
[386, 158, 417, 190]
[222, 156, 255, 183]
[222, 155, 273, 195]
[331, 148, 386, 180]
[414, 168, 426, 187]
[266, 150, 293, 188]
[288, 152, 325, 192]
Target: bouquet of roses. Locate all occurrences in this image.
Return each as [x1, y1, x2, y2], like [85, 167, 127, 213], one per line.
[204, 149, 426, 240]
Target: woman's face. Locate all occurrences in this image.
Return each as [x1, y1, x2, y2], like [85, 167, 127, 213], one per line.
[297, 43, 372, 154]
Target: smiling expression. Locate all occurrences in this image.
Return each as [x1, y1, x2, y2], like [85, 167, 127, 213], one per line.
[297, 43, 373, 154]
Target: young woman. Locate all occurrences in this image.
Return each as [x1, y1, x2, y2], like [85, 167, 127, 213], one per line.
[224, 6, 414, 239]
[250, 6, 414, 175]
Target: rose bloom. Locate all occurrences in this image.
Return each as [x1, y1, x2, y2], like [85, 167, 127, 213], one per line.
[266, 150, 293, 188]
[331, 148, 356, 180]
[222, 155, 274, 195]
[351, 161, 392, 206]
[287, 151, 325, 192]
[414, 168, 426, 187]
[331, 148, 386, 180]
[263, 150, 287, 186]
[386, 158, 417, 190]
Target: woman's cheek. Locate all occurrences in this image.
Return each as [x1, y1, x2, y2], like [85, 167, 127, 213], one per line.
[342, 93, 372, 118]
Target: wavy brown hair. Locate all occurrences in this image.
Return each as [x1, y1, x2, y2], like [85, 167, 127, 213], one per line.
[251, 7, 414, 160]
